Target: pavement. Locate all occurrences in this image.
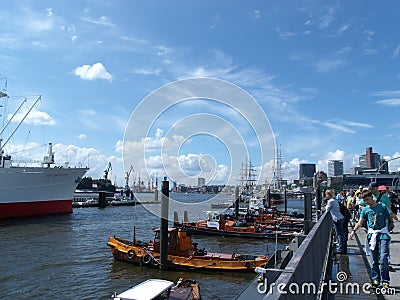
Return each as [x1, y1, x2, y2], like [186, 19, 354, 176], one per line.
[332, 218, 400, 299]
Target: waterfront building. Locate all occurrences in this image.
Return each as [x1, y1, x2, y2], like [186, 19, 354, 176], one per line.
[299, 163, 316, 180]
[198, 177, 205, 186]
[328, 160, 343, 177]
[360, 146, 382, 170]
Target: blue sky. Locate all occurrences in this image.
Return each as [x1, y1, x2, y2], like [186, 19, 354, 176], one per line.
[1, 1, 399, 187]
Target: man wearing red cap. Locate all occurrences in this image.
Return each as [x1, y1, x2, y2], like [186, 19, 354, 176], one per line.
[369, 182, 392, 212]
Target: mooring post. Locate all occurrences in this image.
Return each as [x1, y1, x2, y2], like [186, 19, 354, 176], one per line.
[235, 186, 239, 217]
[303, 192, 313, 234]
[316, 187, 322, 220]
[154, 188, 158, 202]
[183, 210, 189, 223]
[284, 188, 287, 214]
[98, 191, 106, 208]
[160, 177, 169, 270]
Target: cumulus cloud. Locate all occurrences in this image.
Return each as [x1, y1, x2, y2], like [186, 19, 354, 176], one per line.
[73, 63, 112, 81]
[11, 109, 56, 126]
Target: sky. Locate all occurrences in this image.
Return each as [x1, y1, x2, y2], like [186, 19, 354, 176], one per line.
[1, 0, 400, 188]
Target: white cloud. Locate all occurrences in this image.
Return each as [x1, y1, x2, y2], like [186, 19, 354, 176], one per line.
[376, 98, 400, 106]
[132, 68, 162, 76]
[77, 134, 87, 140]
[81, 16, 114, 26]
[73, 63, 113, 81]
[79, 109, 97, 115]
[318, 7, 335, 29]
[209, 14, 221, 29]
[11, 110, 56, 126]
[318, 121, 355, 134]
[393, 46, 400, 58]
[313, 58, 345, 72]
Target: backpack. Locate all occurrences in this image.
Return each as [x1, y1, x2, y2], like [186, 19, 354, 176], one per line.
[339, 201, 351, 221]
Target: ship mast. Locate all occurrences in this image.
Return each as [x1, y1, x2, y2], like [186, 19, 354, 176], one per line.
[0, 95, 41, 152]
[239, 158, 257, 188]
[270, 144, 283, 190]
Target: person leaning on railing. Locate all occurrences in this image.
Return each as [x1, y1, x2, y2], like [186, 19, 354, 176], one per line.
[324, 189, 347, 254]
[349, 190, 400, 289]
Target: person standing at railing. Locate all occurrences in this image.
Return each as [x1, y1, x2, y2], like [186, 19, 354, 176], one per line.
[324, 189, 347, 254]
[349, 190, 400, 289]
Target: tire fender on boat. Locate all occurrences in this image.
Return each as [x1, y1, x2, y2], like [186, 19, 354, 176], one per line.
[127, 249, 136, 259]
[141, 254, 152, 265]
[245, 262, 251, 269]
[151, 257, 159, 268]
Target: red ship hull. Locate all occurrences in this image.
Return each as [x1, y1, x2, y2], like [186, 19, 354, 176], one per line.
[0, 199, 73, 219]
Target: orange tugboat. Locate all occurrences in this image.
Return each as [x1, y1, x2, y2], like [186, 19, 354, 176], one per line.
[174, 211, 304, 239]
[107, 227, 269, 271]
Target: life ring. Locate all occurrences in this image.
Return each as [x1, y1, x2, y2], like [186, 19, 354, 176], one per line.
[151, 257, 160, 268]
[245, 262, 251, 269]
[141, 254, 152, 265]
[127, 249, 136, 259]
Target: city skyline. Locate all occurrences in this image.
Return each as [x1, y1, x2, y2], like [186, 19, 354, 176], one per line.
[1, 1, 400, 186]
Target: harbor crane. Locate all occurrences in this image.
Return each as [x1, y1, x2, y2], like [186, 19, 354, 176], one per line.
[125, 165, 133, 190]
[104, 162, 112, 180]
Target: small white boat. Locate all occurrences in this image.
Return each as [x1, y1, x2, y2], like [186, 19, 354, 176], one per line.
[211, 201, 232, 209]
[112, 278, 201, 300]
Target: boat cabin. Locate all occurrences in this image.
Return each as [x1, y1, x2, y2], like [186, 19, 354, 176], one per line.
[152, 228, 196, 256]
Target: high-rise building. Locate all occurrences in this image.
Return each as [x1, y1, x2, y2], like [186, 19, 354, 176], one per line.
[328, 160, 343, 177]
[359, 155, 367, 168]
[198, 177, 205, 186]
[361, 147, 381, 169]
[299, 163, 316, 179]
[366, 147, 372, 168]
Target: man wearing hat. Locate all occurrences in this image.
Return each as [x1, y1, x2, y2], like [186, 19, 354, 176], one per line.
[369, 182, 392, 213]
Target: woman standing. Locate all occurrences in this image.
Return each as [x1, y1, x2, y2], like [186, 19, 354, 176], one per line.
[325, 189, 347, 254]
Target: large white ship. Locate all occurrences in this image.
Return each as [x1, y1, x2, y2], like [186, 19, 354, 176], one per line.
[0, 79, 88, 219]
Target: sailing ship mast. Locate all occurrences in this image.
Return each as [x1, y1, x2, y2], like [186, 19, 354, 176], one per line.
[270, 144, 283, 190]
[239, 158, 257, 188]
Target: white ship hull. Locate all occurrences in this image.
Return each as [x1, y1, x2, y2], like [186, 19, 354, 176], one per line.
[0, 166, 88, 219]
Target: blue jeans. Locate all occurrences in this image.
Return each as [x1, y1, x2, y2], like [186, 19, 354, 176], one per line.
[369, 237, 390, 283]
[333, 218, 347, 253]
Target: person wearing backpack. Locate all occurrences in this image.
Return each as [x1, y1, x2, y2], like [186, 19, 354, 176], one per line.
[324, 189, 347, 254]
[349, 190, 400, 289]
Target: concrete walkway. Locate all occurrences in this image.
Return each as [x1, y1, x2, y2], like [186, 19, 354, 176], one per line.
[333, 219, 400, 299]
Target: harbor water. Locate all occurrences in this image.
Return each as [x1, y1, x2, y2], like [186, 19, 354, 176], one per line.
[0, 193, 305, 299]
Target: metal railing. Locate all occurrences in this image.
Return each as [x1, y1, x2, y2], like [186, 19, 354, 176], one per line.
[265, 211, 333, 300]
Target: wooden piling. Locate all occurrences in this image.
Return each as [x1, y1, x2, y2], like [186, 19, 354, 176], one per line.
[160, 177, 169, 270]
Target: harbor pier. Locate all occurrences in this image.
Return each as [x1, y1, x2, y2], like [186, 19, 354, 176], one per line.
[236, 202, 400, 299]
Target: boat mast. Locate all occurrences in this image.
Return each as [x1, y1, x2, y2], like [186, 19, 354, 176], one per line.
[277, 144, 282, 189]
[0, 95, 41, 152]
[0, 97, 28, 137]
